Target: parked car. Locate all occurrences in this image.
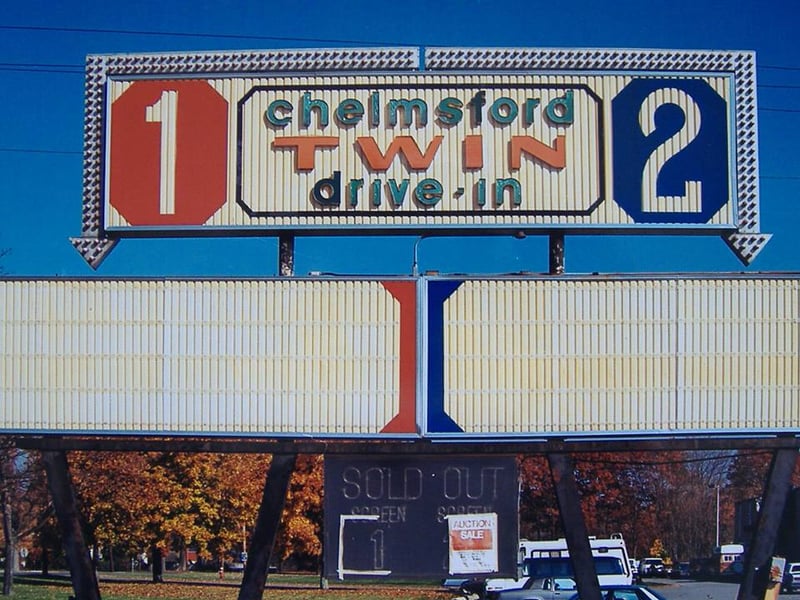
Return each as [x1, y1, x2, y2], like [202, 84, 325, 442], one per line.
[566, 584, 668, 600]
[638, 558, 665, 577]
[671, 561, 690, 579]
[783, 562, 800, 593]
[628, 559, 639, 582]
[496, 577, 576, 600]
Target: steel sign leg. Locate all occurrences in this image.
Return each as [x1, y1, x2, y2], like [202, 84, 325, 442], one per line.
[42, 450, 102, 600]
[548, 452, 602, 600]
[737, 448, 798, 600]
[549, 233, 565, 275]
[279, 234, 295, 276]
[237, 453, 297, 600]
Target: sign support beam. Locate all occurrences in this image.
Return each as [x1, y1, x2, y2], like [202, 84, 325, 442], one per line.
[238, 453, 297, 600]
[548, 452, 602, 600]
[278, 233, 294, 276]
[42, 450, 101, 600]
[737, 448, 798, 600]
[549, 233, 565, 275]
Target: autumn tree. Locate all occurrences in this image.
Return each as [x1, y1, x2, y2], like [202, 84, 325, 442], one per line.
[70, 451, 271, 577]
[727, 450, 800, 506]
[275, 454, 323, 570]
[69, 452, 163, 570]
[0, 444, 51, 596]
[516, 450, 750, 563]
[653, 454, 722, 561]
[518, 452, 665, 558]
[574, 452, 664, 559]
[518, 456, 560, 541]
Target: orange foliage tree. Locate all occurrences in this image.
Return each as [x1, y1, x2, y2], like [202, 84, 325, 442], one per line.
[67, 452, 327, 573]
[275, 454, 323, 570]
[516, 451, 754, 562]
[69, 452, 269, 571]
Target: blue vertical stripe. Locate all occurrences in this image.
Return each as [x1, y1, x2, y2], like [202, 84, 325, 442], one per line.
[426, 280, 464, 433]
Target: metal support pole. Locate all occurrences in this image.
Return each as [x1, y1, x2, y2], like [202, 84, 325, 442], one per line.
[278, 233, 294, 277]
[714, 484, 719, 548]
[549, 233, 565, 275]
[42, 450, 101, 600]
[237, 454, 297, 600]
[737, 448, 798, 600]
[548, 453, 602, 600]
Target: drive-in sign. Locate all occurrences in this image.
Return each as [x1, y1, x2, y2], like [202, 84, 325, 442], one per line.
[74, 48, 768, 267]
[104, 73, 730, 229]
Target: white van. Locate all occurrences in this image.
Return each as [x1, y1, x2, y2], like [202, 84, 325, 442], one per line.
[485, 535, 632, 594]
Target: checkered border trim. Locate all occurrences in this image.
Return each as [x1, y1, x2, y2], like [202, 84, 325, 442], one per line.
[75, 47, 419, 267]
[425, 47, 763, 263]
[75, 47, 766, 267]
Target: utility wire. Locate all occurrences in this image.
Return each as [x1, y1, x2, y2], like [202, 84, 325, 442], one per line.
[0, 148, 80, 156]
[760, 83, 800, 90]
[1, 23, 800, 76]
[761, 64, 800, 71]
[2, 60, 800, 114]
[2, 59, 800, 77]
[572, 450, 770, 467]
[0, 24, 401, 47]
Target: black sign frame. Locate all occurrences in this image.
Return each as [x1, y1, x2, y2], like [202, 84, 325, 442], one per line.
[323, 454, 519, 580]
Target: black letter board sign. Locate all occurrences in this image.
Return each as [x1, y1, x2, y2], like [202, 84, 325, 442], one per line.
[324, 455, 518, 579]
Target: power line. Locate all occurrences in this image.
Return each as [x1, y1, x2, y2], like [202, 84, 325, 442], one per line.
[573, 450, 769, 467]
[0, 24, 800, 74]
[2, 58, 800, 76]
[1, 61, 799, 112]
[0, 66, 82, 74]
[0, 148, 81, 156]
[0, 24, 400, 47]
[760, 63, 800, 72]
[0, 61, 82, 69]
[759, 83, 800, 90]
[759, 106, 800, 113]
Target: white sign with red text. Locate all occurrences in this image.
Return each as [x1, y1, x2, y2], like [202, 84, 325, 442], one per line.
[447, 513, 498, 574]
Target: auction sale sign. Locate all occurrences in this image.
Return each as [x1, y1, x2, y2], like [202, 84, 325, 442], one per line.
[447, 513, 499, 574]
[74, 47, 768, 267]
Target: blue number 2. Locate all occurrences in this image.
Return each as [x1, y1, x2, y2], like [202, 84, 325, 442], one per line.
[612, 78, 729, 224]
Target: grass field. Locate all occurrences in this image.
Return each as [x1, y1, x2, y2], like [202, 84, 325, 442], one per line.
[11, 572, 453, 600]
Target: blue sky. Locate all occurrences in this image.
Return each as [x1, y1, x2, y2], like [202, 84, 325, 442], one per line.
[0, 0, 798, 277]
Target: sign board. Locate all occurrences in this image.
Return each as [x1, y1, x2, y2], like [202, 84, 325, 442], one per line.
[447, 513, 499, 574]
[73, 47, 768, 268]
[0, 276, 798, 440]
[323, 455, 518, 579]
[423, 276, 800, 438]
[0, 278, 418, 437]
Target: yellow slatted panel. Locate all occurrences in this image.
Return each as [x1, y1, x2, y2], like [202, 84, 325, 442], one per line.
[0, 279, 402, 436]
[442, 278, 799, 435]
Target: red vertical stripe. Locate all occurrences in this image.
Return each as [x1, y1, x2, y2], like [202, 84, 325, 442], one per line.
[380, 281, 417, 434]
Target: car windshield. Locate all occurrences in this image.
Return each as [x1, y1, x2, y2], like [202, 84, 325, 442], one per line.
[520, 576, 577, 591]
[554, 578, 577, 590]
[569, 587, 669, 600]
